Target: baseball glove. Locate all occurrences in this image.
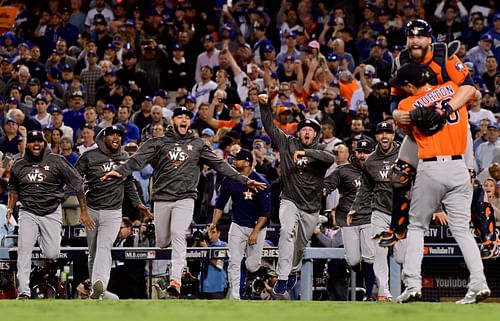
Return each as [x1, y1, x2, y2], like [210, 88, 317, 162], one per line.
[409, 106, 446, 136]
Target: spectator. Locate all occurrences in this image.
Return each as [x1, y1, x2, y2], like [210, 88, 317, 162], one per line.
[76, 123, 97, 154]
[80, 50, 101, 105]
[117, 50, 149, 103]
[476, 123, 500, 172]
[116, 105, 140, 144]
[49, 105, 74, 142]
[465, 34, 494, 76]
[0, 118, 21, 155]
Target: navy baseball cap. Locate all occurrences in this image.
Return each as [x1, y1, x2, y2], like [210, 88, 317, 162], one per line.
[5, 117, 16, 124]
[173, 43, 184, 51]
[327, 53, 342, 62]
[232, 148, 253, 164]
[154, 89, 169, 99]
[94, 14, 107, 25]
[389, 63, 427, 88]
[103, 103, 116, 113]
[480, 33, 494, 43]
[172, 106, 193, 119]
[104, 69, 116, 76]
[34, 94, 47, 104]
[494, 13, 500, 21]
[62, 64, 73, 72]
[264, 44, 275, 52]
[6, 97, 18, 104]
[487, 123, 499, 130]
[307, 95, 320, 101]
[243, 101, 255, 110]
[49, 105, 63, 114]
[284, 55, 295, 62]
[356, 139, 374, 152]
[286, 32, 297, 39]
[26, 130, 45, 143]
[28, 78, 41, 86]
[71, 90, 84, 98]
[122, 50, 136, 59]
[185, 95, 196, 103]
[203, 34, 214, 42]
[124, 19, 135, 27]
[375, 121, 395, 134]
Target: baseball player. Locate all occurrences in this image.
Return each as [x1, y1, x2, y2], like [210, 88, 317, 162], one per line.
[392, 63, 490, 304]
[348, 121, 404, 301]
[101, 107, 266, 298]
[381, 19, 478, 248]
[6, 130, 91, 299]
[74, 125, 153, 299]
[210, 148, 271, 300]
[324, 139, 377, 301]
[258, 94, 336, 297]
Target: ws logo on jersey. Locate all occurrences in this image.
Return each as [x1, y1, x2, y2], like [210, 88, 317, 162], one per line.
[167, 145, 190, 168]
[379, 163, 392, 181]
[295, 156, 309, 168]
[352, 177, 362, 189]
[26, 168, 47, 183]
[101, 160, 125, 172]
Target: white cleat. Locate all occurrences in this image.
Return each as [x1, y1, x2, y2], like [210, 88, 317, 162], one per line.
[90, 280, 104, 300]
[396, 288, 422, 303]
[456, 288, 490, 304]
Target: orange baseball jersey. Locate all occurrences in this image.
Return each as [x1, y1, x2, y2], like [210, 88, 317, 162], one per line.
[391, 48, 469, 96]
[398, 81, 468, 159]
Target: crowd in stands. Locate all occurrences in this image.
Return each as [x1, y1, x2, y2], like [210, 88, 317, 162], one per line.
[0, 0, 500, 299]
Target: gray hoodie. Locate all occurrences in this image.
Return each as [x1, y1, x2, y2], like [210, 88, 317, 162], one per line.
[74, 131, 142, 210]
[116, 126, 248, 202]
[260, 101, 335, 213]
[9, 146, 83, 216]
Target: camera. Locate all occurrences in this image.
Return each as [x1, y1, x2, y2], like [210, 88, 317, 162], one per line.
[145, 222, 155, 239]
[193, 230, 209, 243]
[251, 277, 266, 295]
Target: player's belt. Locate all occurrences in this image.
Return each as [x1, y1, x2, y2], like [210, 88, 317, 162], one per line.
[422, 155, 462, 162]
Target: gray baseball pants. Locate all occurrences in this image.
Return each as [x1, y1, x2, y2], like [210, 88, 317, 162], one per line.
[371, 210, 407, 297]
[276, 199, 319, 280]
[86, 207, 122, 290]
[402, 158, 487, 291]
[17, 207, 62, 296]
[341, 224, 375, 267]
[154, 199, 194, 284]
[227, 222, 267, 299]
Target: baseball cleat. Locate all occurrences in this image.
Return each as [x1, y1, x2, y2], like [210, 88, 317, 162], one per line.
[16, 293, 30, 300]
[166, 280, 181, 298]
[271, 279, 288, 297]
[456, 287, 490, 304]
[90, 280, 104, 299]
[377, 295, 392, 302]
[396, 288, 422, 303]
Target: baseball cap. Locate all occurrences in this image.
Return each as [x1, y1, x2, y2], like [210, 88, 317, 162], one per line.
[105, 43, 117, 51]
[154, 89, 169, 99]
[464, 61, 474, 72]
[185, 95, 196, 103]
[144, 96, 154, 102]
[243, 101, 255, 110]
[82, 123, 95, 130]
[297, 118, 321, 133]
[122, 50, 136, 60]
[34, 94, 47, 104]
[103, 124, 125, 136]
[49, 105, 63, 114]
[18, 42, 30, 50]
[26, 130, 45, 143]
[232, 148, 253, 164]
[172, 106, 193, 119]
[375, 121, 395, 134]
[263, 44, 275, 52]
[277, 107, 292, 115]
[364, 64, 376, 77]
[261, 134, 271, 145]
[403, 2, 416, 9]
[327, 53, 342, 62]
[203, 34, 214, 42]
[389, 63, 427, 88]
[103, 103, 116, 113]
[61, 64, 73, 72]
[28, 78, 40, 86]
[487, 123, 499, 130]
[371, 40, 385, 49]
[49, 66, 61, 76]
[222, 23, 232, 32]
[124, 19, 136, 27]
[480, 33, 494, 43]
[308, 40, 320, 49]
[173, 43, 184, 51]
[356, 139, 374, 152]
[284, 55, 295, 62]
[494, 13, 500, 21]
[6, 97, 18, 104]
[286, 32, 297, 39]
[307, 95, 320, 101]
[71, 90, 84, 98]
[104, 69, 116, 76]
[482, 90, 494, 97]
[201, 128, 215, 137]
[5, 117, 16, 124]
[93, 14, 107, 25]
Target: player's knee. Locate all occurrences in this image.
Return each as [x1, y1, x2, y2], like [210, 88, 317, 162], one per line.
[43, 248, 60, 260]
[245, 261, 260, 273]
[156, 239, 170, 248]
[390, 159, 415, 189]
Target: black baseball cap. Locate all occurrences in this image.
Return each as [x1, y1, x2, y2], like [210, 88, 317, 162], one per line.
[172, 106, 193, 119]
[356, 139, 374, 152]
[375, 121, 395, 134]
[26, 130, 45, 143]
[232, 148, 253, 164]
[297, 118, 321, 134]
[389, 63, 427, 88]
[102, 124, 125, 136]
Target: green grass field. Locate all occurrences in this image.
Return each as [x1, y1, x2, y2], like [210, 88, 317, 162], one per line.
[1, 300, 500, 321]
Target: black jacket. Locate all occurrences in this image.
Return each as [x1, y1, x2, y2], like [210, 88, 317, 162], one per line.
[260, 101, 335, 213]
[9, 147, 83, 216]
[74, 131, 142, 210]
[117, 126, 248, 202]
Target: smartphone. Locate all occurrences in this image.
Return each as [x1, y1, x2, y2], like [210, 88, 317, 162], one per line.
[2, 155, 12, 168]
[246, 64, 252, 74]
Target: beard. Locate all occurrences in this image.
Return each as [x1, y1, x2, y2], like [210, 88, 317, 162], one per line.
[26, 147, 45, 162]
[409, 45, 430, 63]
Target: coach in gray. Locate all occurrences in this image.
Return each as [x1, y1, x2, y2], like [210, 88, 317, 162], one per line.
[101, 107, 266, 297]
[258, 95, 335, 297]
[75, 125, 152, 299]
[6, 130, 91, 299]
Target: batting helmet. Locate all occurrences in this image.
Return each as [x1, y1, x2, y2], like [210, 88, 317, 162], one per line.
[405, 19, 432, 37]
